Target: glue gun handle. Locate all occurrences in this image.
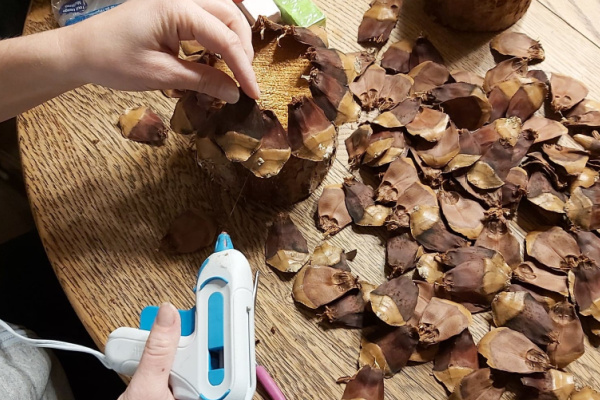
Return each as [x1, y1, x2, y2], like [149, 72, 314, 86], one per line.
[105, 328, 199, 400]
[105, 327, 149, 375]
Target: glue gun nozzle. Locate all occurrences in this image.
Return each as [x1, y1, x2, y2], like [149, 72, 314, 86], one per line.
[215, 232, 234, 252]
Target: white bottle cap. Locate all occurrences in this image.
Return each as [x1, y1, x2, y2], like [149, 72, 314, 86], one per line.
[235, 0, 282, 25]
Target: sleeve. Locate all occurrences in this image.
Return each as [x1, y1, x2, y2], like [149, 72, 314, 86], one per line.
[0, 323, 74, 400]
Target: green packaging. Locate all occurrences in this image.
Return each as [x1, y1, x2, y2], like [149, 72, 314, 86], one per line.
[273, 0, 326, 27]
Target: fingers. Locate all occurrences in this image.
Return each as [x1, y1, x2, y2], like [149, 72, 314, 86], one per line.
[190, 0, 254, 63]
[174, 3, 260, 99]
[161, 56, 241, 103]
[128, 303, 181, 392]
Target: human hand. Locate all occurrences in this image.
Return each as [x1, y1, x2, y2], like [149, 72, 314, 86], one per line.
[67, 0, 259, 103]
[118, 303, 181, 400]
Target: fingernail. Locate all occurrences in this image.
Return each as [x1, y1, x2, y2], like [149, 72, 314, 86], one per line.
[156, 303, 177, 327]
[224, 86, 241, 104]
[254, 83, 261, 99]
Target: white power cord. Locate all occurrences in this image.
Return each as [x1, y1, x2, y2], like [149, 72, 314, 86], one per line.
[0, 318, 112, 369]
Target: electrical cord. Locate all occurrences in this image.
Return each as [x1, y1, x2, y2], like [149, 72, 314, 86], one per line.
[0, 318, 112, 369]
[0, 266, 262, 379]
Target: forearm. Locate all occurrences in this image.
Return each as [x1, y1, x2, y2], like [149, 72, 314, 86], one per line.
[0, 27, 85, 122]
[0, 0, 258, 124]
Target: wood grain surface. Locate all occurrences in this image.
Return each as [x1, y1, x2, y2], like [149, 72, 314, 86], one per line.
[537, 0, 600, 46]
[18, 0, 600, 398]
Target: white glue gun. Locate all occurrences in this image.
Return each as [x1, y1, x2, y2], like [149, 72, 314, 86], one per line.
[105, 232, 257, 400]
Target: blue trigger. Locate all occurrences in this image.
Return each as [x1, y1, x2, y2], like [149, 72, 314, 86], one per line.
[139, 306, 195, 336]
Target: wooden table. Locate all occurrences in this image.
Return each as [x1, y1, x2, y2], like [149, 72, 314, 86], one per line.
[19, 0, 600, 398]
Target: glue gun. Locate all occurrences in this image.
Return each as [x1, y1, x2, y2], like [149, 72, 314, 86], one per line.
[104, 232, 257, 400]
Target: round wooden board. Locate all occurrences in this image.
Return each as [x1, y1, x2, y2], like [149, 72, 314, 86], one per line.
[18, 0, 600, 398]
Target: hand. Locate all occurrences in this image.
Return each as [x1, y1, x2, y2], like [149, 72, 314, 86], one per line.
[69, 0, 259, 103]
[118, 303, 181, 400]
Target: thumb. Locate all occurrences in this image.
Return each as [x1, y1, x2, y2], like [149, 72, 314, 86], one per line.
[163, 56, 241, 103]
[127, 303, 181, 396]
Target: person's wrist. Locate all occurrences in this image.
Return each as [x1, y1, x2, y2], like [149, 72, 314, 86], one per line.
[53, 24, 92, 89]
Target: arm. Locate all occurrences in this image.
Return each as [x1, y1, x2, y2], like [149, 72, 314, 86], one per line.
[0, 28, 81, 122]
[0, 0, 260, 123]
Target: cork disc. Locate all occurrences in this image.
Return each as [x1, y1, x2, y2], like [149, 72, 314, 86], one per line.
[215, 30, 313, 130]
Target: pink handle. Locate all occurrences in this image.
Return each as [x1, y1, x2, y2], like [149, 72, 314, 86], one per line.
[257, 365, 287, 400]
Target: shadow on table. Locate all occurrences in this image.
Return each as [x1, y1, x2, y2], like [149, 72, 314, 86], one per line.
[35, 145, 292, 267]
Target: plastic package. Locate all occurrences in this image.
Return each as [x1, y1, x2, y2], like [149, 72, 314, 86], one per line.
[273, 0, 326, 27]
[51, 0, 125, 26]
